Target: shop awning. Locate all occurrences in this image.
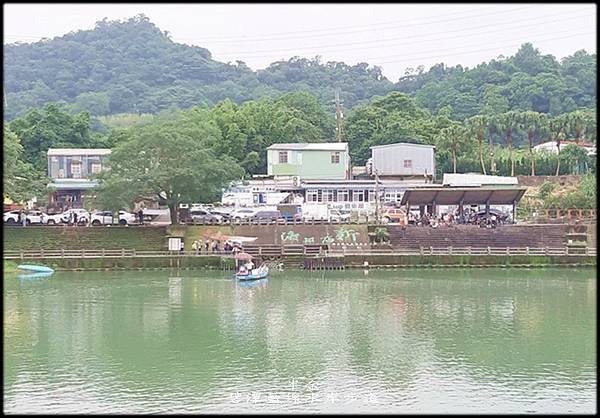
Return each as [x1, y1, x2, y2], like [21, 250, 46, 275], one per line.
[400, 186, 527, 206]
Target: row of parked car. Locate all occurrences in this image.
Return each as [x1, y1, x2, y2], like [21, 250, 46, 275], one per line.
[3, 209, 138, 226]
[187, 206, 351, 223]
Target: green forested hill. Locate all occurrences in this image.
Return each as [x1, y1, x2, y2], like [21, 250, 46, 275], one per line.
[397, 43, 596, 120]
[3, 14, 596, 122]
[3, 15, 396, 119]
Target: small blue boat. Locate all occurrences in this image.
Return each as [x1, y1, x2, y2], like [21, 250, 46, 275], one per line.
[235, 265, 269, 281]
[17, 271, 54, 280]
[17, 264, 55, 273]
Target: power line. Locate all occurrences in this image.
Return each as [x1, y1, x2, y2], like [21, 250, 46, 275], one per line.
[372, 31, 596, 66]
[214, 11, 591, 57]
[172, 5, 538, 44]
[165, 5, 539, 42]
[213, 14, 593, 63]
[141, 30, 594, 78]
[362, 29, 596, 64]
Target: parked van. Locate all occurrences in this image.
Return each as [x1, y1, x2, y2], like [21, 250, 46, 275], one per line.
[252, 210, 281, 221]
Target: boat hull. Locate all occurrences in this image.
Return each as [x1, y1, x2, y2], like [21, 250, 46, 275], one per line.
[17, 264, 54, 273]
[235, 266, 269, 281]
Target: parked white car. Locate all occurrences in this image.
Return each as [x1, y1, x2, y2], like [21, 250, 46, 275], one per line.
[329, 209, 351, 222]
[60, 209, 90, 225]
[230, 208, 260, 221]
[90, 210, 137, 226]
[3, 210, 21, 224]
[25, 210, 48, 225]
[44, 212, 65, 225]
[189, 208, 223, 223]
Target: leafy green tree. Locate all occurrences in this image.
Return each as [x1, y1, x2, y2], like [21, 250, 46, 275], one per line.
[548, 114, 568, 176]
[8, 104, 98, 171]
[559, 144, 590, 174]
[562, 110, 596, 143]
[519, 111, 547, 175]
[465, 115, 489, 174]
[492, 111, 522, 176]
[435, 124, 469, 173]
[94, 119, 244, 223]
[3, 127, 49, 202]
[345, 92, 437, 165]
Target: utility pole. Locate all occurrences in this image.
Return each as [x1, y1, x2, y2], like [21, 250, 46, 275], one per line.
[334, 86, 344, 142]
[374, 169, 380, 224]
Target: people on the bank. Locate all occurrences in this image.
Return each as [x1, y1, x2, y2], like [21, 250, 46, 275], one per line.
[138, 209, 144, 225]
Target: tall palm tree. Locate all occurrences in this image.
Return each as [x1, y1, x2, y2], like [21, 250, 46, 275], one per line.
[435, 124, 468, 174]
[466, 115, 488, 175]
[519, 111, 547, 176]
[492, 111, 522, 176]
[549, 115, 567, 176]
[564, 110, 595, 144]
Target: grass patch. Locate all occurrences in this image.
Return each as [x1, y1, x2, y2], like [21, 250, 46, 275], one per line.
[4, 260, 19, 274]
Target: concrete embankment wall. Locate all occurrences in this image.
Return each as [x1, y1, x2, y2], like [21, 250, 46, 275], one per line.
[169, 224, 370, 247]
[9, 254, 595, 271]
[3, 226, 168, 252]
[11, 256, 235, 271]
[4, 224, 578, 253]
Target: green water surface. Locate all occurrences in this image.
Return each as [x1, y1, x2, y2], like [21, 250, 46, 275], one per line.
[3, 268, 596, 413]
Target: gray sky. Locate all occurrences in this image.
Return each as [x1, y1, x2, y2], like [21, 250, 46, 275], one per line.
[4, 3, 597, 81]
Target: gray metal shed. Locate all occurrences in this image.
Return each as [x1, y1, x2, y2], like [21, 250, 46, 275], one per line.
[370, 143, 435, 178]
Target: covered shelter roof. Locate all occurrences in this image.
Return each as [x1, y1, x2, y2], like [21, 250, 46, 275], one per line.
[400, 186, 527, 206]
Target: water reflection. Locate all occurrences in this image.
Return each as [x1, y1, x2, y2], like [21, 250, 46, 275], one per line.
[3, 268, 596, 413]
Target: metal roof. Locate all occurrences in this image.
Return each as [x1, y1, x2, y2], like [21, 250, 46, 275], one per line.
[370, 142, 435, 150]
[442, 173, 518, 187]
[267, 143, 348, 151]
[48, 180, 99, 190]
[400, 186, 527, 206]
[47, 148, 111, 156]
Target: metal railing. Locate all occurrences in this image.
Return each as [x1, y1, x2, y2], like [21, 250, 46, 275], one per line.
[4, 245, 595, 260]
[329, 246, 597, 257]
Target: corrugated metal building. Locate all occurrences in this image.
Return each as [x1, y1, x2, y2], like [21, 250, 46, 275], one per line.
[370, 143, 436, 180]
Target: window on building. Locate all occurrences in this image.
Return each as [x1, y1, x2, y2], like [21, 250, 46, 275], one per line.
[331, 152, 340, 164]
[337, 190, 349, 202]
[353, 190, 365, 202]
[306, 190, 318, 202]
[279, 151, 288, 164]
[384, 192, 397, 202]
[322, 190, 334, 203]
[404, 159, 412, 168]
[368, 190, 377, 202]
[71, 163, 82, 178]
[91, 163, 102, 174]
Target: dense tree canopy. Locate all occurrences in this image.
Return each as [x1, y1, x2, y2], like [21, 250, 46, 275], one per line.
[4, 15, 394, 120]
[399, 43, 596, 122]
[7, 104, 108, 171]
[3, 15, 596, 209]
[93, 116, 244, 223]
[4, 16, 595, 127]
[3, 127, 49, 201]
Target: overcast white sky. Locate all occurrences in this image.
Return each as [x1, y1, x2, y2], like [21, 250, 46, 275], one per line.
[3, 3, 597, 81]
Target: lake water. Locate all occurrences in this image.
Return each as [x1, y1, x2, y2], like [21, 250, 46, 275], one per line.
[3, 268, 596, 414]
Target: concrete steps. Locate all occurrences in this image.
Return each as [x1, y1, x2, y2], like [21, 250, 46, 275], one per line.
[387, 224, 568, 249]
